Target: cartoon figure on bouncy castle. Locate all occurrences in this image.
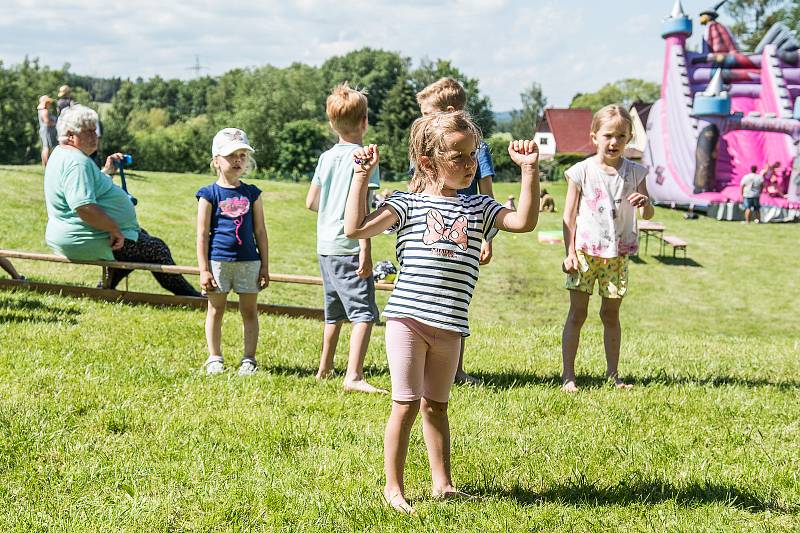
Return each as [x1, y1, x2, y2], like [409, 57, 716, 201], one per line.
[700, 1, 737, 55]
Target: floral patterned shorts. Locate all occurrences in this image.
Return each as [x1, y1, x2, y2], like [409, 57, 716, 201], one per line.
[565, 251, 629, 299]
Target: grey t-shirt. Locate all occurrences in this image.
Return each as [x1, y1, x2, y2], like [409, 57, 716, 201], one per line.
[740, 173, 763, 198]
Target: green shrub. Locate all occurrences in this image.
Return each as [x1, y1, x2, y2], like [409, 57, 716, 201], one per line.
[540, 152, 588, 181]
[274, 119, 331, 176]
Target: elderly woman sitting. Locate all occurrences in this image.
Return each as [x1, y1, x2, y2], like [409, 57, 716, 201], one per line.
[44, 105, 200, 297]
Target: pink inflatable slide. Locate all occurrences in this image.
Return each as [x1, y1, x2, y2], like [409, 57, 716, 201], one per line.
[644, 1, 800, 222]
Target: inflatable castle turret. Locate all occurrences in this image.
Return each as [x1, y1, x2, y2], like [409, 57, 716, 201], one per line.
[643, 0, 800, 221]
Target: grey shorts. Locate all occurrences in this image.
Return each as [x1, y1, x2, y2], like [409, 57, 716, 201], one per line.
[318, 255, 379, 323]
[209, 260, 261, 294]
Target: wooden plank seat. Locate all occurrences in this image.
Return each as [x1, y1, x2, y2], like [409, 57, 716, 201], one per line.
[0, 249, 394, 320]
[660, 235, 688, 258]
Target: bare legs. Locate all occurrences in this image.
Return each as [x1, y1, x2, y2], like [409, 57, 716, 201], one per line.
[600, 297, 631, 389]
[454, 337, 481, 385]
[0, 258, 24, 280]
[384, 397, 464, 513]
[316, 321, 386, 394]
[561, 290, 589, 392]
[561, 290, 631, 392]
[238, 293, 259, 359]
[383, 400, 418, 513]
[205, 292, 260, 362]
[205, 293, 227, 358]
[316, 322, 341, 378]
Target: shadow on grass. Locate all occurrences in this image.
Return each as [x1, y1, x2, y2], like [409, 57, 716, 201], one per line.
[0, 294, 81, 325]
[474, 370, 800, 391]
[262, 363, 390, 378]
[629, 255, 647, 264]
[467, 479, 794, 513]
[652, 256, 703, 267]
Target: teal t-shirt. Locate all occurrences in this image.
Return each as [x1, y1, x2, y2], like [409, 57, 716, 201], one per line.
[312, 143, 380, 255]
[44, 146, 140, 260]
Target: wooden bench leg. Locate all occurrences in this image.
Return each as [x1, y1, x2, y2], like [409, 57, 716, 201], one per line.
[101, 266, 111, 289]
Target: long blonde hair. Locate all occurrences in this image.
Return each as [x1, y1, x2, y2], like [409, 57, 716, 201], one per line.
[408, 111, 481, 193]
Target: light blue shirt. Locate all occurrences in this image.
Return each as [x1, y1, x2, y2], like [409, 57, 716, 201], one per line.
[312, 143, 380, 255]
[44, 146, 139, 260]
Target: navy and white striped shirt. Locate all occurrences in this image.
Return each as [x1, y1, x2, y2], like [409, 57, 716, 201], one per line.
[383, 192, 504, 336]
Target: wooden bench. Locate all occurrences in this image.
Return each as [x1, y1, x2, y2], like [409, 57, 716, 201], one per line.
[0, 249, 394, 320]
[660, 235, 688, 259]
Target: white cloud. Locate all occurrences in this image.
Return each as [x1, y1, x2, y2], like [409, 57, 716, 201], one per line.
[1, 0, 722, 110]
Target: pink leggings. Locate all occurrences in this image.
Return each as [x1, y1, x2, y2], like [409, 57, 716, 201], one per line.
[385, 317, 462, 403]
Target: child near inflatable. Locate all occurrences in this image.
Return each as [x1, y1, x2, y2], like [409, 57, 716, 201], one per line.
[344, 111, 540, 513]
[197, 128, 270, 375]
[560, 104, 654, 393]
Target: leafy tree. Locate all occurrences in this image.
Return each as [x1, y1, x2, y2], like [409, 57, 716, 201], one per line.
[510, 82, 547, 140]
[274, 119, 330, 177]
[570, 79, 660, 112]
[723, 0, 797, 51]
[369, 78, 419, 177]
[0, 58, 74, 163]
[321, 48, 410, 124]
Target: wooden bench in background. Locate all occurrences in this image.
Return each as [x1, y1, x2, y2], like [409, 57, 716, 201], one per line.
[0, 249, 394, 320]
[660, 235, 688, 259]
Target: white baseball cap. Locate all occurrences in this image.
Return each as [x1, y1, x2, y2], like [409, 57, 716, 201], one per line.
[212, 128, 254, 156]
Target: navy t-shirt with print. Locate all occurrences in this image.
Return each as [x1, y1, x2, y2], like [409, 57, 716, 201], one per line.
[196, 182, 262, 261]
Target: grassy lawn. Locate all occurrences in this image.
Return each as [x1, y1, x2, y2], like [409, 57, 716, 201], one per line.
[0, 164, 798, 531]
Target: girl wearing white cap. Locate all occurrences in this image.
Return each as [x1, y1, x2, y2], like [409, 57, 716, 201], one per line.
[197, 128, 270, 375]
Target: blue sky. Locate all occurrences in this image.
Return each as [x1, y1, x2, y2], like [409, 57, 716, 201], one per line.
[1, 0, 727, 110]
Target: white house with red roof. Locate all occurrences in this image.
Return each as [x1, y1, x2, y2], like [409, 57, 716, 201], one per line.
[533, 108, 595, 159]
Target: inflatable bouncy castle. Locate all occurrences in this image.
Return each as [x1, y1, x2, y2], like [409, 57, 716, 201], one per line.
[645, 0, 800, 221]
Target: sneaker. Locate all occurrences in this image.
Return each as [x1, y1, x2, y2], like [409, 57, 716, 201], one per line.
[204, 356, 224, 375]
[238, 358, 257, 376]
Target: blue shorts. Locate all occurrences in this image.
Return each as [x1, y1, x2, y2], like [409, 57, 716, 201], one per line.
[318, 255, 378, 323]
[743, 197, 760, 210]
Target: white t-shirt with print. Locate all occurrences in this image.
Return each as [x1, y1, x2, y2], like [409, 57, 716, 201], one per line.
[740, 172, 763, 198]
[565, 157, 647, 258]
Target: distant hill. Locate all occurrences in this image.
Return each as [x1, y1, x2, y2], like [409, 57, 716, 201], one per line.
[494, 111, 513, 123]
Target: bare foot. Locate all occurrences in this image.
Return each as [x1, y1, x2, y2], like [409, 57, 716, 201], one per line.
[432, 487, 477, 501]
[315, 369, 335, 380]
[609, 376, 633, 390]
[343, 379, 389, 394]
[454, 371, 482, 386]
[383, 488, 415, 514]
[561, 379, 579, 393]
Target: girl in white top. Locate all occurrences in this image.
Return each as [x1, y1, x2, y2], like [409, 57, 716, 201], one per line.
[561, 104, 654, 393]
[344, 111, 540, 513]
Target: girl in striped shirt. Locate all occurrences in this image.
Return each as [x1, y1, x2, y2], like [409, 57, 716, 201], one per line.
[344, 111, 541, 513]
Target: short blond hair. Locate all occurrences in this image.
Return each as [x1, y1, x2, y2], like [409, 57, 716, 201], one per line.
[408, 110, 481, 193]
[416, 77, 467, 111]
[591, 104, 633, 134]
[326, 82, 368, 135]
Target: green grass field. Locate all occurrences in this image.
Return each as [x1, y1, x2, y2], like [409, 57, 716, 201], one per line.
[0, 164, 798, 531]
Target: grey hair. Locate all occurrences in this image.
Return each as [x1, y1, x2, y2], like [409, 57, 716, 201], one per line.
[57, 104, 98, 142]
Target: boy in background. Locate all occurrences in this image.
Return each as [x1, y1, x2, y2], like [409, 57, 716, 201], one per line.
[415, 77, 497, 384]
[306, 83, 386, 394]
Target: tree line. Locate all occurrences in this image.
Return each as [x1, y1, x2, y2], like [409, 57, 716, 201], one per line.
[0, 49, 500, 179]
